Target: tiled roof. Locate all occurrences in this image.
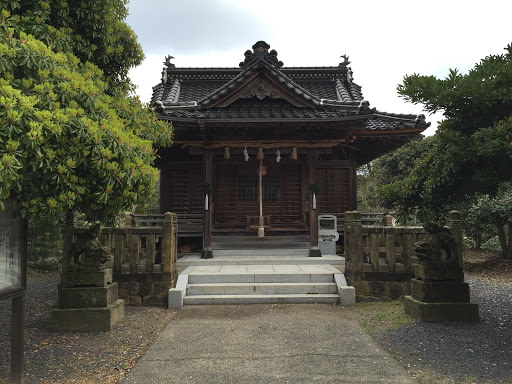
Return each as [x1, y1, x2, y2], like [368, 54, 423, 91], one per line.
[150, 41, 429, 133]
[295, 80, 339, 101]
[179, 80, 229, 102]
[367, 112, 427, 131]
[161, 98, 360, 120]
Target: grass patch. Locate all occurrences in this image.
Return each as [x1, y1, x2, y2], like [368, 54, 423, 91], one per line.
[349, 300, 413, 336]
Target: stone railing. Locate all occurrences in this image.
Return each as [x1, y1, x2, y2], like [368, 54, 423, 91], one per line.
[69, 212, 178, 306]
[344, 211, 462, 301]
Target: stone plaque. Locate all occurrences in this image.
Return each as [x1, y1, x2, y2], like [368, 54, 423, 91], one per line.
[0, 200, 26, 298]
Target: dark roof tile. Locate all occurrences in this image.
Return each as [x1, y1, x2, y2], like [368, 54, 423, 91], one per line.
[151, 42, 428, 133]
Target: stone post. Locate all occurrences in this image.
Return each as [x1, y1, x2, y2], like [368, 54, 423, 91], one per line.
[382, 214, 394, 226]
[161, 212, 175, 274]
[124, 213, 134, 228]
[446, 210, 463, 267]
[344, 211, 363, 281]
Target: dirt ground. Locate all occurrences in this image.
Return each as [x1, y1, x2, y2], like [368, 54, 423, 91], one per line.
[463, 248, 512, 286]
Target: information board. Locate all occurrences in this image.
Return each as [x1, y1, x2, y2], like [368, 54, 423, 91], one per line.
[0, 200, 26, 298]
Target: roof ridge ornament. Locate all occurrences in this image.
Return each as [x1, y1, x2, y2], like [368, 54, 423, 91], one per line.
[347, 67, 354, 83]
[161, 55, 175, 84]
[239, 41, 284, 69]
[164, 55, 175, 68]
[339, 54, 350, 67]
[415, 114, 426, 125]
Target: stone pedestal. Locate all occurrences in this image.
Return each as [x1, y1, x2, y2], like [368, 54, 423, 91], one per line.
[404, 265, 479, 322]
[51, 268, 124, 331]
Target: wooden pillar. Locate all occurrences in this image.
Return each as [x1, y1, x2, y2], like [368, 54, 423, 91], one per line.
[349, 153, 357, 210]
[308, 149, 321, 257]
[11, 292, 25, 384]
[201, 150, 213, 259]
[257, 159, 265, 238]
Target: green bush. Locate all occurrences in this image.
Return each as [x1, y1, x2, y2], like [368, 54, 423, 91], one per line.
[27, 215, 63, 270]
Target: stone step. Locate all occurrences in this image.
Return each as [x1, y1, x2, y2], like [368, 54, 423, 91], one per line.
[212, 249, 309, 257]
[169, 264, 356, 309]
[177, 254, 345, 267]
[183, 293, 340, 305]
[188, 272, 335, 284]
[187, 282, 338, 296]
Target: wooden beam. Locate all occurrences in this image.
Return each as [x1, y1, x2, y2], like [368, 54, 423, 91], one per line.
[11, 292, 24, 384]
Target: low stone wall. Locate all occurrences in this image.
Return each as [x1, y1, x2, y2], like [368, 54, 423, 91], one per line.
[115, 272, 173, 306]
[71, 212, 178, 307]
[349, 277, 412, 302]
[344, 211, 462, 301]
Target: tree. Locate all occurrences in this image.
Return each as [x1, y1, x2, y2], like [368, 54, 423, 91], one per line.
[0, 2, 173, 224]
[373, 136, 435, 186]
[357, 137, 434, 217]
[463, 185, 512, 257]
[7, 0, 144, 94]
[378, 44, 512, 258]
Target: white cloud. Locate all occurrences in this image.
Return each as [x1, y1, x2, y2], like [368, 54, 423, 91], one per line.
[127, 0, 512, 136]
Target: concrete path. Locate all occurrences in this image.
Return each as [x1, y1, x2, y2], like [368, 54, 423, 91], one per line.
[122, 304, 418, 384]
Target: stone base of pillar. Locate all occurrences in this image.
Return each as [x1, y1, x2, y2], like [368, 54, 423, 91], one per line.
[308, 248, 322, 257]
[404, 295, 479, 322]
[51, 268, 124, 331]
[201, 249, 213, 259]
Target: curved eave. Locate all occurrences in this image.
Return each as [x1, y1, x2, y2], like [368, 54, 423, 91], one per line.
[155, 114, 371, 124]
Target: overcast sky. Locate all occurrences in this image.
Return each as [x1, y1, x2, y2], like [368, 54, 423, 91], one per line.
[126, 0, 512, 136]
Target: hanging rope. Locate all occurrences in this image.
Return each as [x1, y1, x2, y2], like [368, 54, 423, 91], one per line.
[180, 139, 346, 150]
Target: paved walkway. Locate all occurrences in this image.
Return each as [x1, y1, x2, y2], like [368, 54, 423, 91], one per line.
[178, 254, 344, 266]
[183, 263, 341, 276]
[122, 304, 418, 384]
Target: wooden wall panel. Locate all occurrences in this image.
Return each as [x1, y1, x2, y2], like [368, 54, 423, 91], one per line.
[317, 168, 350, 214]
[214, 165, 238, 223]
[279, 165, 301, 222]
[162, 162, 202, 214]
[213, 162, 302, 225]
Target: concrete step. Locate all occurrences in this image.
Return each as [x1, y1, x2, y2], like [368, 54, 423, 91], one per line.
[177, 254, 345, 267]
[187, 282, 338, 296]
[183, 293, 340, 305]
[212, 249, 309, 257]
[169, 264, 355, 308]
[188, 272, 336, 284]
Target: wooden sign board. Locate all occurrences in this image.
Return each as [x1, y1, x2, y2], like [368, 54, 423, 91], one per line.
[0, 200, 27, 299]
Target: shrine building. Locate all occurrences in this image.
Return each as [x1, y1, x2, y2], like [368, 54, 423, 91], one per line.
[150, 41, 429, 258]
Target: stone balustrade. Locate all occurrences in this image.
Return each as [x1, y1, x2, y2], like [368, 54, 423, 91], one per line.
[70, 212, 178, 306]
[344, 211, 462, 301]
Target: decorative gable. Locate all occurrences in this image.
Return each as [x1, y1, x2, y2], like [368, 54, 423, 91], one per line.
[240, 79, 280, 100]
[239, 41, 284, 69]
[205, 71, 316, 108]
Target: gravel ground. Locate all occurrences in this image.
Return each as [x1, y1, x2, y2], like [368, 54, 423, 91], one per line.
[1, 273, 510, 383]
[378, 277, 512, 383]
[0, 276, 176, 383]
